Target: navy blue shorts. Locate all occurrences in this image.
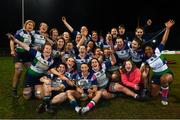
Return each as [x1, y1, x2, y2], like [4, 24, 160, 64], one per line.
[151, 69, 173, 85]
[24, 72, 43, 88]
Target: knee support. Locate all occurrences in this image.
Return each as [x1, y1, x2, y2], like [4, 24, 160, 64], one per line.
[35, 90, 42, 98]
[23, 92, 32, 99]
[109, 83, 116, 92]
[15, 66, 23, 72]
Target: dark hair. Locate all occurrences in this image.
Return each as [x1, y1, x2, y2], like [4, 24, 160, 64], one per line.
[116, 36, 125, 44]
[143, 42, 155, 50]
[118, 24, 125, 29]
[80, 62, 90, 72]
[89, 58, 102, 71]
[93, 47, 102, 54]
[57, 63, 67, 69]
[135, 26, 144, 32]
[41, 42, 52, 52]
[39, 22, 48, 28]
[132, 37, 143, 48]
[116, 36, 124, 40]
[121, 60, 136, 73]
[92, 30, 98, 35]
[49, 28, 58, 37]
[66, 57, 77, 71]
[56, 63, 67, 74]
[56, 35, 65, 51]
[86, 40, 96, 52]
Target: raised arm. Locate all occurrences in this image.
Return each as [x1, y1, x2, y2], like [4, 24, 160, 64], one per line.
[161, 19, 175, 45]
[6, 33, 30, 51]
[61, 16, 74, 33]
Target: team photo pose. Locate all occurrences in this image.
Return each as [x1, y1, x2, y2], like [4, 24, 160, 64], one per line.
[7, 33, 55, 100]
[142, 19, 175, 105]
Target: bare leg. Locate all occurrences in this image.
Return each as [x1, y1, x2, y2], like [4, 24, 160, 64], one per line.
[101, 89, 116, 99]
[12, 62, 23, 98]
[34, 85, 43, 100]
[51, 92, 67, 104]
[81, 90, 102, 114]
[114, 83, 138, 98]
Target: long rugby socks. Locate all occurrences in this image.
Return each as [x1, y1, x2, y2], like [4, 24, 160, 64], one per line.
[43, 96, 51, 106]
[81, 100, 96, 114]
[70, 99, 81, 113]
[161, 86, 169, 102]
[87, 100, 96, 109]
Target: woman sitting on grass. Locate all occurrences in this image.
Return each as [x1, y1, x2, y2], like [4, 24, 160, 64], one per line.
[36, 63, 75, 114]
[66, 63, 102, 115]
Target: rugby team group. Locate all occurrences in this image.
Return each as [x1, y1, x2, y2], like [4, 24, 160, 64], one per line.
[6, 17, 175, 114]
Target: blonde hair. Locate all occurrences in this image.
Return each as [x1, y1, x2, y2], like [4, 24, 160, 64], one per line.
[23, 20, 35, 29]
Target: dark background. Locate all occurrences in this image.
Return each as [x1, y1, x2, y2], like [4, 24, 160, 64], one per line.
[0, 0, 179, 54]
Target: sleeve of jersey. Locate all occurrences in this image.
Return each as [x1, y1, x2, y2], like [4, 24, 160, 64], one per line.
[72, 30, 78, 37]
[29, 48, 37, 57]
[104, 60, 112, 69]
[62, 81, 68, 88]
[157, 43, 165, 52]
[51, 57, 62, 68]
[48, 59, 57, 70]
[14, 30, 23, 41]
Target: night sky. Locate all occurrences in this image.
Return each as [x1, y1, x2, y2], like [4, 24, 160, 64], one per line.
[0, 0, 179, 51]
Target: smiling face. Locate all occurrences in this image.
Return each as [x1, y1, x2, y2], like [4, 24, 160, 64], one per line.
[116, 38, 124, 48]
[87, 41, 94, 49]
[145, 46, 154, 58]
[92, 31, 98, 41]
[135, 28, 144, 38]
[106, 33, 112, 41]
[80, 63, 89, 74]
[57, 38, 65, 49]
[66, 57, 75, 69]
[24, 22, 35, 32]
[63, 32, 70, 42]
[111, 28, 118, 37]
[75, 34, 82, 43]
[95, 48, 102, 56]
[39, 23, 48, 33]
[131, 40, 139, 50]
[43, 44, 52, 57]
[79, 46, 86, 54]
[51, 29, 59, 41]
[66, 42, 73, 51]
[91, 59, 100, 70]
[57, 64, 66, 74]
[81, 26, 88, 36]
[125, 61, 133, 72]
[118, 27, 125, 35]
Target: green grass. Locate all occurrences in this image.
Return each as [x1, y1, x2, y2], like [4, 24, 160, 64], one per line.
[0, 55, 180, 119]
